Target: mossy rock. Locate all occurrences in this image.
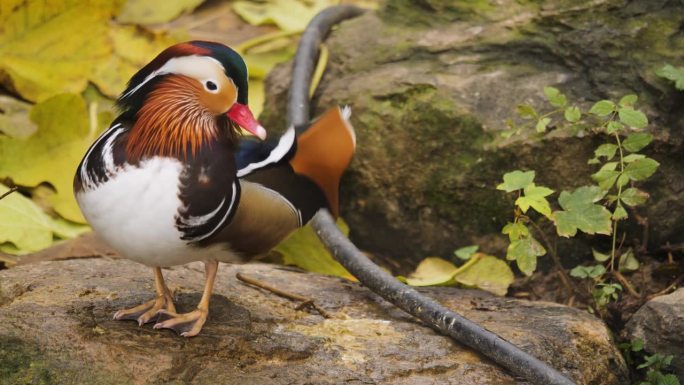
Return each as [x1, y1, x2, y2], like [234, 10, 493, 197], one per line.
[261, 0, 684, 266]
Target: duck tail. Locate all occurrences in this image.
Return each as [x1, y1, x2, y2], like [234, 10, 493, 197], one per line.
[289, 106, 356, 217]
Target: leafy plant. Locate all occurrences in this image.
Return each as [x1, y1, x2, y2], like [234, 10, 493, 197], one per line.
[637, 354, 680, 385]
[497, 87, 659, 311]
[619, 340, 680, 385]
[656, 64, 684, 90]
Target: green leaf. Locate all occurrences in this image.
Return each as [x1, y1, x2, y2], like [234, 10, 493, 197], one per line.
[656, 64, 684, 90]
[515, 184, 554, 218]
[631, 339, 644, 352]
[622, 133, 653, 152]
[589, 100, 616, 116]
[623, 154, 645, 163]
[623, 158, 659, 181]
[616, 173, 630, 189]
[619, 94, 638, 108]
[116, 0, 205, 25]
[594, 143, 618, 160]
[453, 255, 514, 296]
[612, 203, 628, 220]
[606, 121, 624, 134]
[516, 104, 537, 119]
[0, 94, 110, 222]
[570, 264, 606, 279]
[591, 162, 620, 191]
[599, 161, 618, 171]
[502, 221, 529, 241]
[275, 218, 355, 280]
[621, 188, 649, 206]
[619, 248, 639, 272]
[506, 237, 545, 276]
[497, 170, 535, 192]
[618, 107, 648, 129]
[564, 106, 581, 122]
[405, 257, 460, 286]
[592, 248, 610, 262]
[535, 117, 551, 133]
[454, 245, 479, 260]
[553, 186, 612, 237]
[544, 86, 567, 107]
[660, 374, 680, 385]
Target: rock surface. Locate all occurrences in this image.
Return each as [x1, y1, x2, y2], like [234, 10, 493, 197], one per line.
[625, 288, 684, 379]
[261, 0, 684, 264]
[0, 258, 627, 384]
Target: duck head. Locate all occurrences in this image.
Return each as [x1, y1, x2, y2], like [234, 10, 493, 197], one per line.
[118, 41, 266, 161]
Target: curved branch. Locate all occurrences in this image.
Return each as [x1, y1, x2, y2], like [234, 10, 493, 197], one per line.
[288, 6, 576, 385]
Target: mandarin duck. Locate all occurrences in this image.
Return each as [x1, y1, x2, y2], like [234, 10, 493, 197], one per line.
[74, 41, 355, 337]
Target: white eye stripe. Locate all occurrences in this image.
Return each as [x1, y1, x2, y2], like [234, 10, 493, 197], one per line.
[123, 55, 227, 98]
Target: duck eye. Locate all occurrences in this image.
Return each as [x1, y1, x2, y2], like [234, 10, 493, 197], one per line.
[205, 81, 218, 91]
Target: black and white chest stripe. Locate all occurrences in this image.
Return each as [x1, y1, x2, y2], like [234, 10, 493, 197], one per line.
[78, 122, 127, 190]
[77, 122, 240, 244]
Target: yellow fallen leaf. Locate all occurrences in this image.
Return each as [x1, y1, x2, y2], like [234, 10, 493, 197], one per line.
[233, 0, 335, 32]
[405, 257, 460, 286]
[117, 0, 205, 24]
[0, 94, 108, 223]
[0, 183, 88, 255]
[0, 0, 118, 102]
[453, 254, 515, 296]
[274, 218, 355, 280]
[243, 46, 297, 79]
[0, 183, 52, 253]
[249, 79, 266, 118]
[406, 254, 515, 296]
[93, 25, 185, 98]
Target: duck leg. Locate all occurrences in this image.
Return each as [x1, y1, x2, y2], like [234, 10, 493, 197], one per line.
[113, 267, 176, 326]
[153, 260, 218, 337]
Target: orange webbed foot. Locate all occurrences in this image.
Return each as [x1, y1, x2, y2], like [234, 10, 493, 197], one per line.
[153, 308, 208, 337]
[113, 292, 176, 326]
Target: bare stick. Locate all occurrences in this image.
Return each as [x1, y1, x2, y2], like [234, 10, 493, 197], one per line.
[611, 271, 639, 297]
[528, 219, 577, 297]
[236, 272, 331, 318]
[646, 275, 684, 301]
[290, 6, 577, 385]
[0, 186, 18, 201]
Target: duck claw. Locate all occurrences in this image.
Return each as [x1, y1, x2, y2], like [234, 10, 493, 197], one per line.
[153, 309, 208, 337]
[113, 294, 175, 326]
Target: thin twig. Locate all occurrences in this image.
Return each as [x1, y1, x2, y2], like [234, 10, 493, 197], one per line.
[236, 272, 331, 318]
[528, 219, 577, 297]
[611, 271, 639, 297]
[646, 275, 684, 301]
[0, 186, 18, 201]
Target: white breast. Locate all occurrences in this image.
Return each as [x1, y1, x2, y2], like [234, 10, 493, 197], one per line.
[76, 157, 219, 266]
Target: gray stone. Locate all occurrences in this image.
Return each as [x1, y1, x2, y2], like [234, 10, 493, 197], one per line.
[625, 288, 684, 379]
[0, 258, 628, 384]
[260, 0, 684, 265]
